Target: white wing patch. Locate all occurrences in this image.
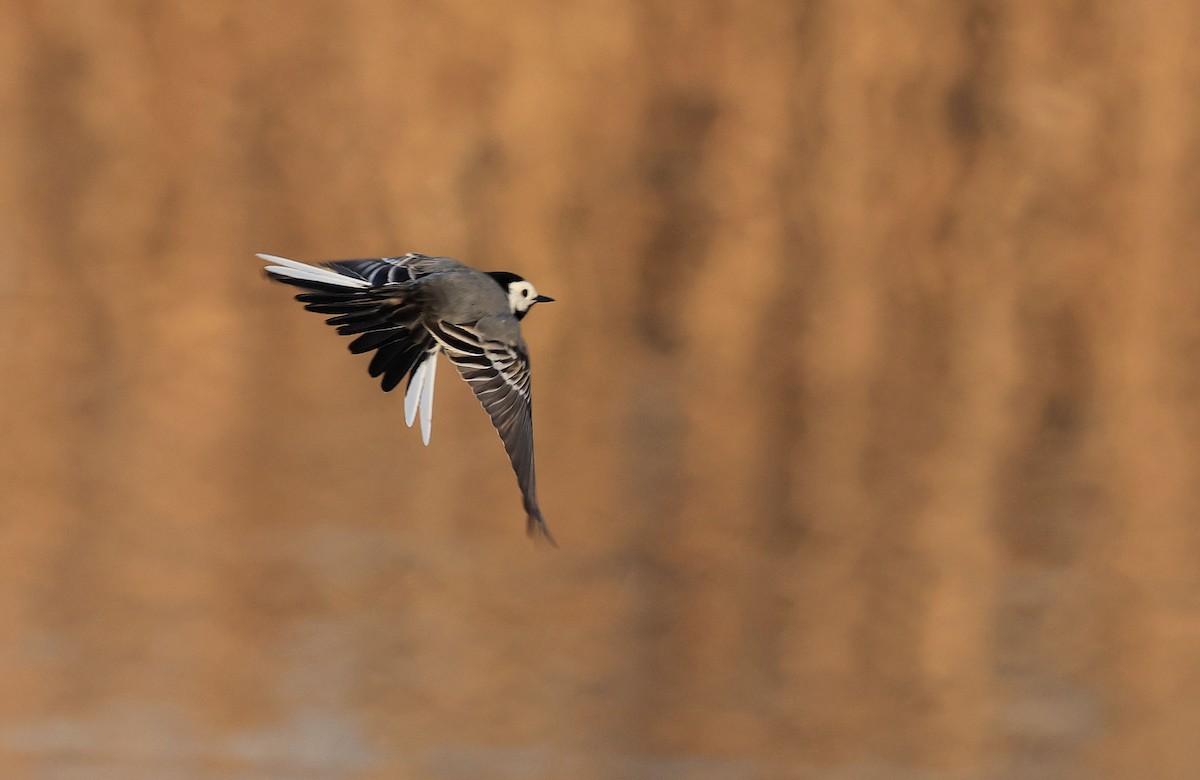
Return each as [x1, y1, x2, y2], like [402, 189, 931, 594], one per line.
[257, 253, 371, 289]
[404, 352, 438, 445]
[484, 342, 531, 400]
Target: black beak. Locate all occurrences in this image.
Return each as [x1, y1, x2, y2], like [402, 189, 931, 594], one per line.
[534, 295, 555, 303]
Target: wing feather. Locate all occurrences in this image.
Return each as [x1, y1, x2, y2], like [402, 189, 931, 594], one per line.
[426, 320, 553, 543]
[261, 254, 443, 438]
[419, 353, 436, 445]
[405, 356, 429, 427]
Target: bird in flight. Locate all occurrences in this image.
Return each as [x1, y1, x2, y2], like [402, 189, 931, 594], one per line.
[259, 252, 556, 544]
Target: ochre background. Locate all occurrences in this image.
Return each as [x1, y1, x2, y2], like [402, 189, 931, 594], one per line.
[2, 1, 1199, 778]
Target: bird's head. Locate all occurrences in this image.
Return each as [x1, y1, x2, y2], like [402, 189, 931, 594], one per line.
[488, 272, 555, 320]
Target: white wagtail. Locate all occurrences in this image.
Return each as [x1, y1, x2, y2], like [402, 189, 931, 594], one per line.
[259, 252, 556, 544]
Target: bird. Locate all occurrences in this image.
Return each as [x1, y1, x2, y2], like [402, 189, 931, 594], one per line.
[259, 252, 556, 544]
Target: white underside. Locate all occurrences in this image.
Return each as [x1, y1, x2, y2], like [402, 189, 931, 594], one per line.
[404, 352, 438, 445]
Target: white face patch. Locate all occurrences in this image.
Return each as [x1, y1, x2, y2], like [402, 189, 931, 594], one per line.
[507, 280, 539, 313]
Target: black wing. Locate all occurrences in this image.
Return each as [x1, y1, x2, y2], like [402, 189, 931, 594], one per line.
[428, 320, 554, 544]
[262, 254, 437, 392]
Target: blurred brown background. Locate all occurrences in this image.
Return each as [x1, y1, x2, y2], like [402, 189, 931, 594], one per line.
[1, 1, 1199, 778]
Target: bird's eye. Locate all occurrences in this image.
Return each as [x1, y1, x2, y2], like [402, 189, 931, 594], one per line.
[521, 288, 530, 297]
